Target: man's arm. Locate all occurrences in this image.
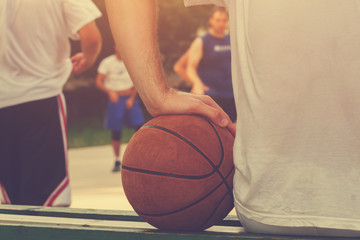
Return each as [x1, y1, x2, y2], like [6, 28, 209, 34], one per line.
[105, 0, 234, 134]
[173, 50, 191, 82]
[186, 37, 209, 95]
[95, 73, 108, 93]
[95, 73, 119, 103]
[125, 87, 138, 109]
[71, 21, 102, 74]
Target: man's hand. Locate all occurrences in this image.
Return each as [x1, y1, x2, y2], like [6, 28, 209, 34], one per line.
[72, 21, 102, 74]
[71, 53, 93, 74]
[144, 88, 236, 136]
[126, 98, 135, 109]
[108, 91, 119, 103]
[191, 82, 210, 95]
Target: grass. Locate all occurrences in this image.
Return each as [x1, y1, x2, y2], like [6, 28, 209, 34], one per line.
[67, 122, 137, 149]
[63, 85, 152, 149]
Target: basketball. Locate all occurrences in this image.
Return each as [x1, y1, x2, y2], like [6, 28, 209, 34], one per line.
[121, 114, 235, 231]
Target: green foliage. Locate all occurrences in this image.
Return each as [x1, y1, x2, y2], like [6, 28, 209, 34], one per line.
[68, 124, 136, 149]
[77, 0, 212, 75]
[158, 1, 212, 71]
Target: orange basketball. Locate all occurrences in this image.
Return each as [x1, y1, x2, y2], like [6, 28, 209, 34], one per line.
[121, 114, 235, 231]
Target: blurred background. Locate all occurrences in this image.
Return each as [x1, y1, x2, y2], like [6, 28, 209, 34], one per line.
[65, 0, 213, 148]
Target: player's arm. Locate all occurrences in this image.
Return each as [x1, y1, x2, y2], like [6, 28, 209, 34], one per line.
[105, 0, 235, 135]
[186, 37, 208, 95]
[95, 73, 118, 103]
[125, 87, 138, 109]
[173, 51, 191, 82]
[128, 87, 137, 101]
[95, 73, 107, 93]
[71, 21, 102, 74]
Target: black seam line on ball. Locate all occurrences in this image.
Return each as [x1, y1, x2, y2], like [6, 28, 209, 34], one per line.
[200, 187, 234, 230]
[204, 119, 234, 196]
[135, 165, 235, 217]
[121, 165, 215, 179]
[143, 123, 231, 193]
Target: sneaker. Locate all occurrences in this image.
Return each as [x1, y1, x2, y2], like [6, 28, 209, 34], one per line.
[112, 161, 121, 172]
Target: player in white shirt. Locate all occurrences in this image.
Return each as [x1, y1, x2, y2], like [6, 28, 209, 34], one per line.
[105, 0, 360, 237]
[96, 46, 144, 172]
[0, 0, 102, 206]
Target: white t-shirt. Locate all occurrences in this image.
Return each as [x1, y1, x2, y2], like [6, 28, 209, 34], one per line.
[97, 55, 134, 91]
[0, 0, 101, 108]
[186, 0, 360, 231]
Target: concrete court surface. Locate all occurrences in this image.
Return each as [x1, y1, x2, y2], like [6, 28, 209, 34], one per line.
[68, 144, 133, 211]
[68, 144, 237, 215]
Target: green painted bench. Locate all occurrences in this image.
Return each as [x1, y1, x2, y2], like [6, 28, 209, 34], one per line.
[0, 205, 345, 240]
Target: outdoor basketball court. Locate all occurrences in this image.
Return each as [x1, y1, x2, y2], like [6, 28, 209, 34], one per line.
[68, 144, 132, 211]
[68, 144, 236, 215]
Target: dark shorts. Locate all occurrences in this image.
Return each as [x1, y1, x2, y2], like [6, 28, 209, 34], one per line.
[211, 96, 237, 122]
[0, 95, 70, 206]
[105, 96, 144, 131]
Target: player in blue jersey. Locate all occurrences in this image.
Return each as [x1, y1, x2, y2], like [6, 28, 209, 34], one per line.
[186, 7, 236, 122]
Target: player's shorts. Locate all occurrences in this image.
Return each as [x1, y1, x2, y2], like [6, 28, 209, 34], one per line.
[211, 96, 237, 123]
[0, 95, 71, 206]
[105, 96, 145, 132]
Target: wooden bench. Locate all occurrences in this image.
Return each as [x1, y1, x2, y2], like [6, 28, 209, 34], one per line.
[0, 205, 341, 240]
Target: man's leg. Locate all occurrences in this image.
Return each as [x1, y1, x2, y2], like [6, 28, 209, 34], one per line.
[0, 96, 70, 206]
[106, 98, 126, 172]
[0, 104, 17, 205]
[127, 98, 145, 131]
[111, 130, 122, 172]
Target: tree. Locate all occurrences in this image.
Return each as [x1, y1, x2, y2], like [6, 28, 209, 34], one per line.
[158, 1, 212, 71]
[70, 0, 212, 78]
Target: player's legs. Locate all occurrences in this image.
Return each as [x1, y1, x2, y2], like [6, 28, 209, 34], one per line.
[111, 130, 122, 172]
[0, 103, 17, 205]
[125, 98, 145, 130]
[111, 131, 122, 159]
[105, 98, 126, 172]
[0, 95, 70, 206]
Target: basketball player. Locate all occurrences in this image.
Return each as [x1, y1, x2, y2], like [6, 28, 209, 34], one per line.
[0, 0, 102, 206]
[173, 7, 236, 123]
[106, 0, 360, 236]
[96, 46, 144, 172]
[186, 7, 236, 122]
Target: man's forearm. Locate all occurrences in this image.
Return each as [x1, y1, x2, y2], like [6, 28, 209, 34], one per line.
[186, 37, 204, 90]
[95, 74, 109, 93]
[105, 0, 235, 133]
[105, 0, 168, 115]
[173, 52, 191, 82]
[128, 87, 137, 101]
[79, 22, 102, 67]
[186, 65, 203, 86]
